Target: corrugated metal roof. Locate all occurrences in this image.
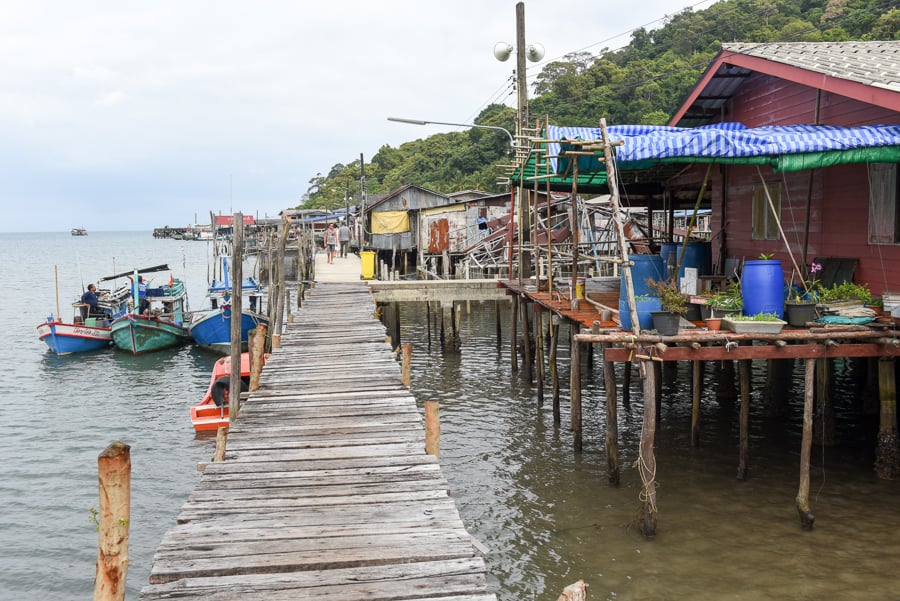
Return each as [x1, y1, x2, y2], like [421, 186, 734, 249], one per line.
[674, 41, 900, 127]
[723, 41, 900, 92]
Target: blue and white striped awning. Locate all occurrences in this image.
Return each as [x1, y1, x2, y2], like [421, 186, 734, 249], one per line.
[547, 122, 900, 172]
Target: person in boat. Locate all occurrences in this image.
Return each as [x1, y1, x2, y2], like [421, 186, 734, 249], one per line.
[129, 275, 150, 314]
[324, 223, 338, 264]
[80, 284, 101, 319]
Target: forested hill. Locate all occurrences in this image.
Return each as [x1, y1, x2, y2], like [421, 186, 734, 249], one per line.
[301, 0, 899, 210]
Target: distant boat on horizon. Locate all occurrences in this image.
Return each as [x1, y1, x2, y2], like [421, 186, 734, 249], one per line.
[71, 227, 87, 236]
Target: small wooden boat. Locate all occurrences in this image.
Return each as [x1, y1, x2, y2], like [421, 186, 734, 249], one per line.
[36, 278, 131, 355]
[71, 227, 88, 236]
[110, 272, 192, 354]
[189, 256, 268, 354]
[190, 352, 268, 432]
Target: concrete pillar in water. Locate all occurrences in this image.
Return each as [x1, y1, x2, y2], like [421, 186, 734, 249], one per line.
[570, 329, 582, 452]
[738, 356, 751, 481]
[604, 346, 620, 485]
[549, 314, 561, 425]
[639, 361, 659, 538]
[797, 358, 816, 530]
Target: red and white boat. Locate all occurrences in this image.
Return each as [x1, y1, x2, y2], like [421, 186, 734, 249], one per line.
[190, 352, 268, 432]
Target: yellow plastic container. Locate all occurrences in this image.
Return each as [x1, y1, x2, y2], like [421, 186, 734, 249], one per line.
[575, 277, 585, 299]
[360, 251, 376, 280]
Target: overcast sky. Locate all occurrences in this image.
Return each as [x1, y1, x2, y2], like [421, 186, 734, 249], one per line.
[0, 0, 717, 232]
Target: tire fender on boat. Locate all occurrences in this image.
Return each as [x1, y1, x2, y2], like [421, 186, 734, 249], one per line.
[210, 376, 249, 408]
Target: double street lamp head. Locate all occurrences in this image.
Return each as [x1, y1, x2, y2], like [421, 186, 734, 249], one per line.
[493, 41, 544, 62]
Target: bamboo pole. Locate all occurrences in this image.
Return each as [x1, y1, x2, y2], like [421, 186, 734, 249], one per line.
[93, 442, 130, 601]
[424, 400, 440, 458]
[797, 358, 816, 529]
[229, 212, 244, 422]
[570, 328, 582, 452]
[401, 343, 412, 387]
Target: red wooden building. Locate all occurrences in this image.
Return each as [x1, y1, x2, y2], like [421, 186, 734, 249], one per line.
[670, 41, 900, 295]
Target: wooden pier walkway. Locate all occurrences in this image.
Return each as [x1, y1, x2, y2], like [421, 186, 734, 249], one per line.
[140, 281, 496, 600]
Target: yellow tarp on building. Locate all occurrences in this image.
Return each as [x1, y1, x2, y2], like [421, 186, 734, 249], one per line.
[372, 211, 410, 234]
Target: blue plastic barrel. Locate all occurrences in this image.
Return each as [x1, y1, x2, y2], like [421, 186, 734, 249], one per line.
[660, 242, 712, 280]
[619, 296, 662, 331]
[741, 259, 785, 318]
[624, 254, 665, 298]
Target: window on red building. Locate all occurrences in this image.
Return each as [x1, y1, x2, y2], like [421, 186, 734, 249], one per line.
[868, 163, 899, 245]
[752, 181, 781, 241]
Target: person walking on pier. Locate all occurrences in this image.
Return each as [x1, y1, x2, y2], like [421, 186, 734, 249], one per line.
[324, 223, 338, 264]
[338, 221, 351, 258]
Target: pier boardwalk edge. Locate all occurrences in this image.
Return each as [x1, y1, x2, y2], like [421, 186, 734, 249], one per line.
[140, 281, 496, 600]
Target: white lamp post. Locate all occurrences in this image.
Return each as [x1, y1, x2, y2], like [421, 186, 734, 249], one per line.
[387, 117, 514, 148]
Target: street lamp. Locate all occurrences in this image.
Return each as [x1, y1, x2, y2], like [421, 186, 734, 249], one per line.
[387, 117, 514, 148]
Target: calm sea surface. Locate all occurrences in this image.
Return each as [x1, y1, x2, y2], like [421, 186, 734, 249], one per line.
[1, 231, 898, 600]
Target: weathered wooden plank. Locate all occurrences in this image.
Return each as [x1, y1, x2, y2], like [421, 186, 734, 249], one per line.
[140, 282, 495, 601]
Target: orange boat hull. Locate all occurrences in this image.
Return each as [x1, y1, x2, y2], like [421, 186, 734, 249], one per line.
[190, 353, 267, 432]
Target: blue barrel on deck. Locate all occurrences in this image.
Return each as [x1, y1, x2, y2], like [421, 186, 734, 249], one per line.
[659, 242, 712, 280]
[624, 254, 665, 298]
[741, 259, 785, 318]
[619, 296, 662, 331]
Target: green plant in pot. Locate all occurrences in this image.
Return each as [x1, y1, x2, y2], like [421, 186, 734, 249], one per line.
[785, 262, 821, 326]
[707, 281, 743, 317]
[647, 278, 687, 335]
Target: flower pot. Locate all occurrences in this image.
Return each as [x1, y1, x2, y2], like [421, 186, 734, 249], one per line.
[785, 301, 818, 327]
[651, 311, 681, 336]
[705, 317, 723, 331]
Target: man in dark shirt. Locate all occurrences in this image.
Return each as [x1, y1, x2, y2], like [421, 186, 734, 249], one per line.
[81, 284, 100, 318]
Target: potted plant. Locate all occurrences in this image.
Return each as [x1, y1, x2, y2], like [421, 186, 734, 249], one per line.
[723, 312, 787, 334]
[785, 262, 821, 327]
[817, 280, 873, 314]
[647, 278, 687, 335]
[707, 281, 743, 318]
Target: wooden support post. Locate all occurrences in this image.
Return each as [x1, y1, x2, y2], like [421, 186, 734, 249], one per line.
[815, 358, 836, 445]
[426, 301, 433, 350]
[425, 400, 440, 458]
[213, 427, 228, 462]
[622, 360, 632, 406]
[691, 359, 702, 447]
[521, 300, 533, 383]
[510, 295, 519, 372]
[603, 347, 620, 485]
[738, 357, 750, 480]
[875, 357, 900, 479]
[442, 303, 454, 351]
[535, 309, 545, 407]
[495, 300, 502, 350]
[764, 358, 790, 418]
[229, 213, 244, 422]
[550, 314, 561, 424]
[639, 361, 658, 538]
[249, 324, 267, 392]
[401, 343, 412, 387]
[797, 358, 816, 529]
[570, 330, 582, 452]
[93, 442, 130, 601]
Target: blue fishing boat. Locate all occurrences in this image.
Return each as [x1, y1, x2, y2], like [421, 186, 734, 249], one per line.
[110, 269, 192, 354]
[189, 256, 267, 354]
[36, 265, 133, 355]
[36, 284, 131, 354]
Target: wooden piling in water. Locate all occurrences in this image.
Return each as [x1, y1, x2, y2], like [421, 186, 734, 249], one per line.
[797, 357, 816, 529]
[570, 328, 582, 452]
[213, 427, 227, 462]
[521, 300, 532, 383]
[510, 295, 519, 372]
[425, 400, 440, 458]
[401, 343, 412, 387]
[738, 356, 750, 480]
[93, 441, 130, 601]
[875, 357, 899, 479]
[639, 362, 658, 538]
[603, 346, 620, 484]
[691, 359, 702, 447]
[229, 213, 244, 421]
[535, 308, 545, 407]
[249, 323, 267, 392]
[550, 314, 561, 424]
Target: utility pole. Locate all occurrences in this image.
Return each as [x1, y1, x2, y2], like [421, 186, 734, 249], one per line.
[516, 2, 531, 282]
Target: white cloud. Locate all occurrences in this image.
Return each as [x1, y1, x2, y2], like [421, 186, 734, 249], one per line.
[0, 0, 718, 232]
